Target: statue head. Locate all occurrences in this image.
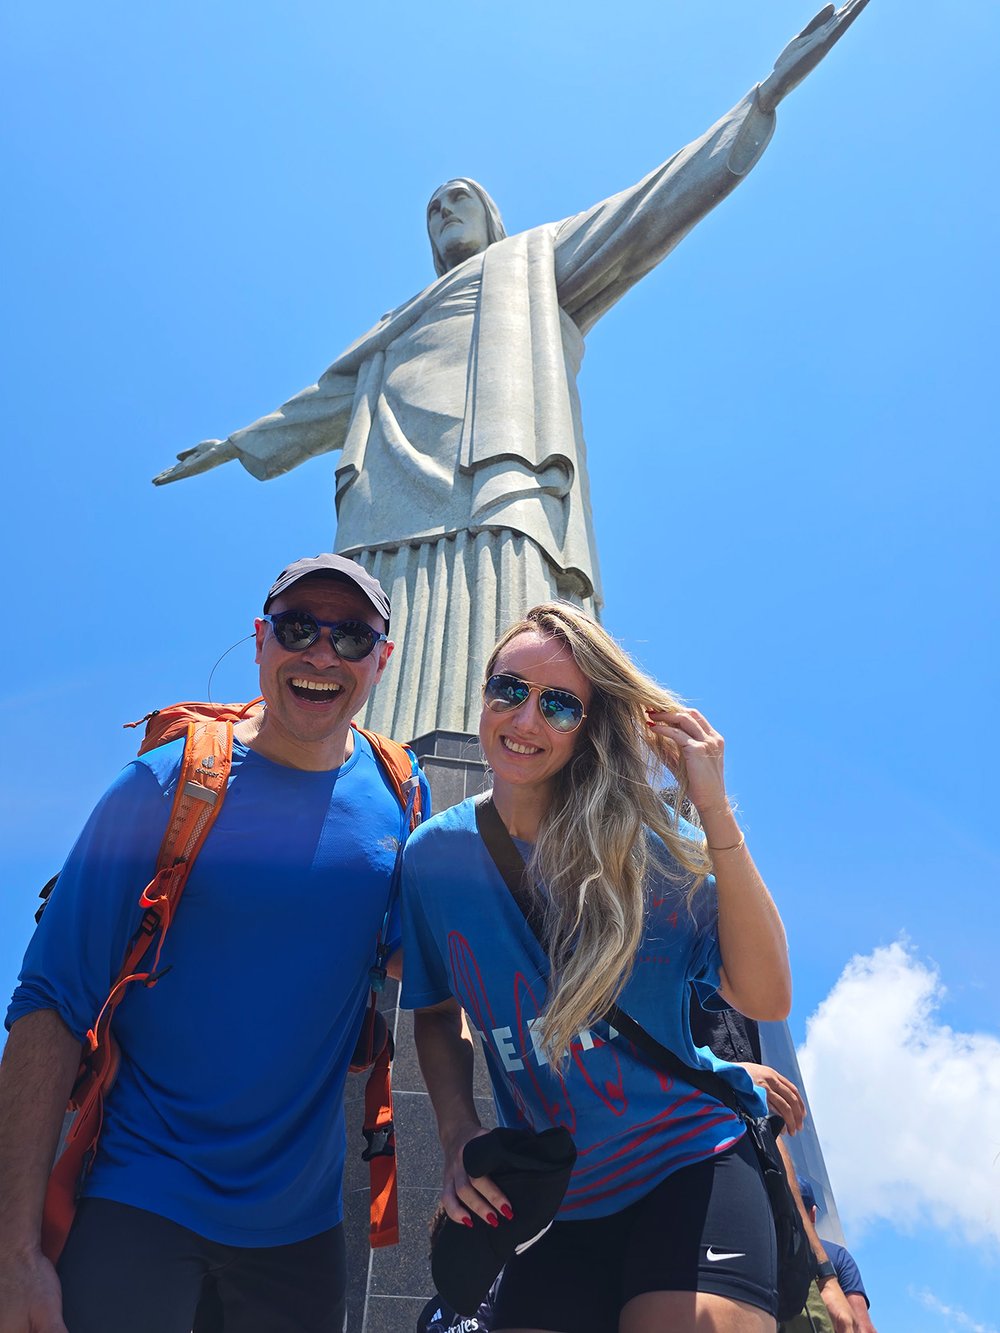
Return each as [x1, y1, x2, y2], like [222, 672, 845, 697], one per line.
[427, 178, 506, 276]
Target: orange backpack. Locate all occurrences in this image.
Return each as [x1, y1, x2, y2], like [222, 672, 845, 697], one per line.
[40, 699, 422, 1262]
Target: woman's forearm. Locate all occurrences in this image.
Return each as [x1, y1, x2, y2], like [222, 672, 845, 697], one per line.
[645, 706, 791, 1018]
[701, 806, 791, 1020]
[413, 1003, 482, 1153]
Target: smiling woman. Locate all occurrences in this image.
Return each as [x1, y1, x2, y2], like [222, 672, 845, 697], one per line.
[477, 631, 592, 831]
[401, 601, 792, 1333]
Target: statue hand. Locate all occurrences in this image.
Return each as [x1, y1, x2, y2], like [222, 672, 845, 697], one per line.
[758, 0, 870, 115]
[152, 438, 236, 486]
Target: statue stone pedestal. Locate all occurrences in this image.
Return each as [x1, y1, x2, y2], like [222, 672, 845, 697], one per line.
[408, 730, 490, 809]
[344, 733, 492, 1333]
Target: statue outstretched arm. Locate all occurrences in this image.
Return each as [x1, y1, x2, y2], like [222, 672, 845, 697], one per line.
[153, 370, 357, 486]
[555, 0, 870, 332]
[153, 436, 238, 485]
[758, 0, 870, 116]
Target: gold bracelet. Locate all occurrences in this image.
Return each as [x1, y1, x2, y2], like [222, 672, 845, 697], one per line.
[707, 833, 745, 854]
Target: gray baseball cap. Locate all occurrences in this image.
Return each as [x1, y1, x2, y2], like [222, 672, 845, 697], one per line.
[263, 553, 391, 625]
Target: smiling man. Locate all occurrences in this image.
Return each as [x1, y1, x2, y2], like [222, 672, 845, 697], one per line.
[0, 553, 429, 1333]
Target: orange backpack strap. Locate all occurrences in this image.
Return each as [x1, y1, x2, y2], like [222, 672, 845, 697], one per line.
[353, 725, 423, 831]
[116, 716, 235, 983]
[125, 697, 263, 757]
[156, 717, 235, 871]
[350, 725, 425, 1249]
[362, 1033, 399, 1248]
[41, 716, 236, 1265]
[358, 726, 422, 998]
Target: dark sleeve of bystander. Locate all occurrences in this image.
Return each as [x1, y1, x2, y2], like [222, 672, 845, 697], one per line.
[688, 986, 762, 1063]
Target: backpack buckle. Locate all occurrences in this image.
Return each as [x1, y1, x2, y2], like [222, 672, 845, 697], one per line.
[138, 907, 161, 938]
[361, 1123, 395, 1161]
[368, 963, 387, 993]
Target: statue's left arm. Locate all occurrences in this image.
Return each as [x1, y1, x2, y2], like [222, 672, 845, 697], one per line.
[555, 0, 869, 333]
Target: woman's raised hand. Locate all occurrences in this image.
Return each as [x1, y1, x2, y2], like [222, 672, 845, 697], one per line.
[646, 707, 729, 822]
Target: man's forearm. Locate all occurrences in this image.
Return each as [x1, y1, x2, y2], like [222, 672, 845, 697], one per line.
[848, 1292, 877, 1333]
[776, 1136, 827, 1262]
[776, 1137, 856, 1333]
[0, 1010, 81, 1252]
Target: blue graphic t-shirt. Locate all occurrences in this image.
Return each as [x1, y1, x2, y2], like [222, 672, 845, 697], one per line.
[8, 732, 428, 1246]
[401, 798, 766, 1220]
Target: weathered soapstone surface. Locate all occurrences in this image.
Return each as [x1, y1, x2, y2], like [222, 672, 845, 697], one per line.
[155, 4, 869, 746]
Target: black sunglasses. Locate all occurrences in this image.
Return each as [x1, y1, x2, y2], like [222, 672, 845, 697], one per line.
[264, 612, 388, 662]
[482, 673, 587, 734]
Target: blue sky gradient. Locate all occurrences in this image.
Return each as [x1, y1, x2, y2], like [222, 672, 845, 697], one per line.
[2, 3, 997, 1327]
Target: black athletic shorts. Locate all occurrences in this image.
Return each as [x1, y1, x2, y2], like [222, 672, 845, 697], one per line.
[491, 1133, 777, 1332]
[58, 1198, 347, 1333]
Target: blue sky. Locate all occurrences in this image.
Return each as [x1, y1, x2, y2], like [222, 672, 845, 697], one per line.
[2, 2, 997, 1327]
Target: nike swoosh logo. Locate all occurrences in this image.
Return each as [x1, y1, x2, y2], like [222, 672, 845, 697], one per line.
[705, 1247, 747, 1262]
[514, 1220, 553, 1256]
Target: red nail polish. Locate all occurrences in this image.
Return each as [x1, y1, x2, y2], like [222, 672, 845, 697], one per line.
[486, 1212, 499, 1228]
[500, 1204, 514, 1220]
[462, 1216, 474, 1228]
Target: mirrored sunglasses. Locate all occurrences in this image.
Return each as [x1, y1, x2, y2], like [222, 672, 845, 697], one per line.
[482, 672, 587, 734]
[264, 612, 387, 662]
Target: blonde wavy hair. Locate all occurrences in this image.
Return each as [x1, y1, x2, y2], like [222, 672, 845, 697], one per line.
[484, 602, 713, 1064]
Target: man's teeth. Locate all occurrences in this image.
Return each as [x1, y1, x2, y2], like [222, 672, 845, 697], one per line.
[291, 679, 341, 693]
[502, 737, 541, 755]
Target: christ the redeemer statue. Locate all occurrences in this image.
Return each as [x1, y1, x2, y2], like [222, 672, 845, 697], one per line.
[155, 3, 868, 743]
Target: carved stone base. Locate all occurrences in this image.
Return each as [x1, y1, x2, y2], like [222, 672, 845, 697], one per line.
[345, 733, 493, 1333]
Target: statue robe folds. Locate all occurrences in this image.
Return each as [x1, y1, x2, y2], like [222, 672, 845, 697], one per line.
[226, 91, 776, 741]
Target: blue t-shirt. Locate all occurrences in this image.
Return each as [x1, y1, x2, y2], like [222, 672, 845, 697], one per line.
[8, 732, 428, 1247]
[826, 1242, 869, 1304]
[400, 798, 765, 1220]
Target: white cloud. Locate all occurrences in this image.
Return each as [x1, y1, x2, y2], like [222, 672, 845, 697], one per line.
[798, 940, 1000, 1250]
[916, 1287, 998, 1333]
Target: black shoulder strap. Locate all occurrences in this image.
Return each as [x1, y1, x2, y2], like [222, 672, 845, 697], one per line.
[603, 1003, 741, 1114]
[473, 793, 742, 1116]
[473, 793, 547, 943]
